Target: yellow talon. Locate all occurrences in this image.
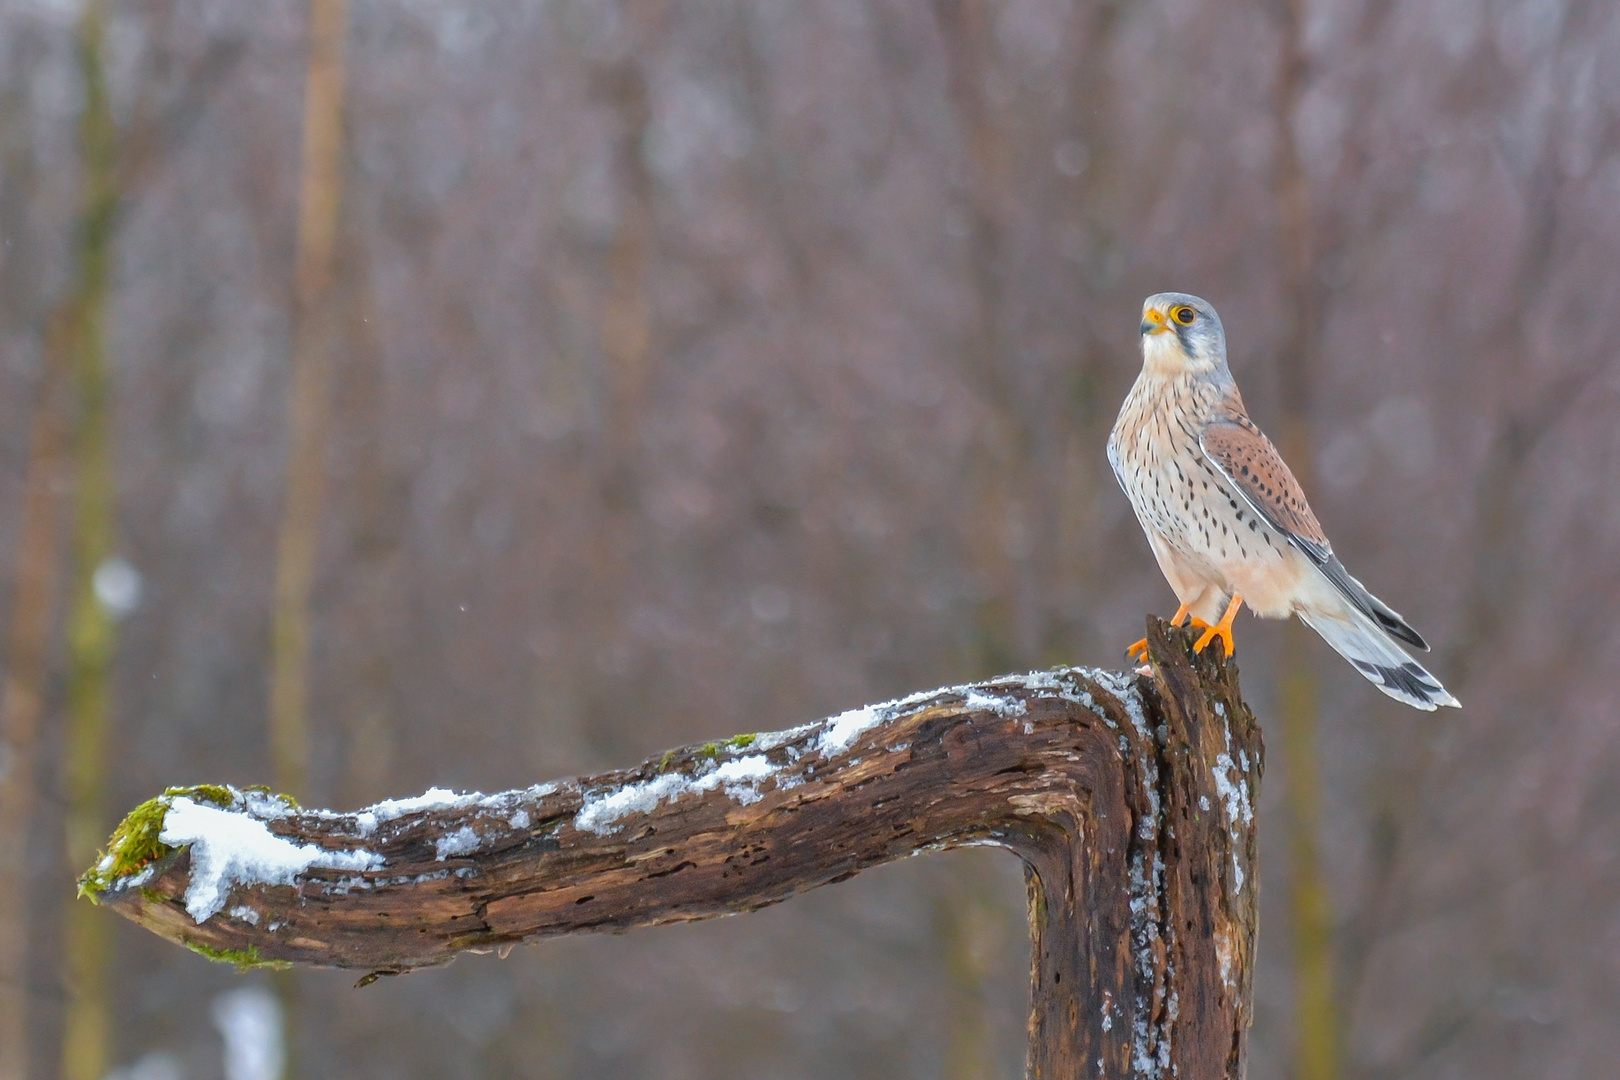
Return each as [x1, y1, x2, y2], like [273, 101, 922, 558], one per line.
[1192, 594, 1244, 657]
[1172, 605, 1214, 634]
[1191, 623, 1234, 656]
[1127, 604, 1212, 663]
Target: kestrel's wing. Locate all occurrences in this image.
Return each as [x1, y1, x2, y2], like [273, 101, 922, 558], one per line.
[1197, 411, 1330, 560]
[1197, 406, 1429, 651]
[1104, 433, 1128, 498]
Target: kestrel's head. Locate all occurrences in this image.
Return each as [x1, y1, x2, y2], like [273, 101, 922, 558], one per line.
[1139, 292, 1227, 376]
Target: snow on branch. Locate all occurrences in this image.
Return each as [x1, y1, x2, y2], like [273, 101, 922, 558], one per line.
[81, 619, 1262, 1080]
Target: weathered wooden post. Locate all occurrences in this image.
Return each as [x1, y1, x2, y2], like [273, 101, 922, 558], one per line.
[81, 618, 1262, 1078]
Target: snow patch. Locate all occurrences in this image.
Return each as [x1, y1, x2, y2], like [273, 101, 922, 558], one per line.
[1210, 715, 1254, 891]
[434, 824, 481, 860]
[696, 754, 776, 805]
[817, 705, 884, 756]
[962, 689, 1027, 716]
[1091, 669, 1151, 742]
[1210, 752, 1252, 827]
[160, 797, 381, 922]
[753, 723, 815, 752]
[574, 772, 689, 835]
[574, 754, 783, 834]
[361, 787, 477, 829]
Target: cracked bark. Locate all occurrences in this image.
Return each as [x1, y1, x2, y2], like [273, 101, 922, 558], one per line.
[91, 619, 1262, 1079]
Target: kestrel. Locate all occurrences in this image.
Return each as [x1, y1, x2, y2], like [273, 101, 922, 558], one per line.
[1107, 292, 1458, 710]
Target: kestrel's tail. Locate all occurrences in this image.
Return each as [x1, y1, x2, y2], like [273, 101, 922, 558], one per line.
[1297, 607, 1460, 711]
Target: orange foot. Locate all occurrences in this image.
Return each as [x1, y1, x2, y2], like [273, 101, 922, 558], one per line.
[1125, 604, 1209, 664]
[1192, 594, 1245, 657]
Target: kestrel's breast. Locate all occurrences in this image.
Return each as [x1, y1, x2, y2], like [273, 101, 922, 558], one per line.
[1109, 373, 1300, 611]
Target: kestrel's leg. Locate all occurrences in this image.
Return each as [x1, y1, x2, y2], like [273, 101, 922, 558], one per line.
[1126, 603, 1211, 663]
[1192, 594, 1244, 657]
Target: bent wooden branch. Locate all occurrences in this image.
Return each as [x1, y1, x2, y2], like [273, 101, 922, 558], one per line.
[83, 619, 1262, 1079]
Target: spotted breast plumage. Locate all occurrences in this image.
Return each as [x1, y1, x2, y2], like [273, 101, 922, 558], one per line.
[1107, 292, 1458, 710]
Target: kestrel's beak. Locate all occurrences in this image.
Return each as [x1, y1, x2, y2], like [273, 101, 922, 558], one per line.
[1140, 308, 1169, 336]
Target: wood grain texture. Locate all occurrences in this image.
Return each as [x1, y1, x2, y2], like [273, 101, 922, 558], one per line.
[95, 619, 1261, 1079]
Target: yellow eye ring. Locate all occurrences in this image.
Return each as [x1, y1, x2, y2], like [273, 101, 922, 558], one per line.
[1172, 306, 1196, 325]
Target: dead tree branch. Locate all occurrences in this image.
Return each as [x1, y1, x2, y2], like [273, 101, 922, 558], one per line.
[83, 619, 1262, 1079]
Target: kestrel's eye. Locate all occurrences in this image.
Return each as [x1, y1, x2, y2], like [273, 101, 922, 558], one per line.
[1173, 306, 1196, 325]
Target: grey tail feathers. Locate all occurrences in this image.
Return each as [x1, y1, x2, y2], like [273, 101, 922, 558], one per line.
[1317, 555, 1429, 651]
[1297, 608, 1460, 711]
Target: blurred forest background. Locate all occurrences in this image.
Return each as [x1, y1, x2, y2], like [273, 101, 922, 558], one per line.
[1, 0, 1618, 1078]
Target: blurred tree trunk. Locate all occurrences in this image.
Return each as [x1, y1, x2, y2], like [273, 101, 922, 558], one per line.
[931, 861, 1005, 1080]
[0, 291, 74, 1080]
[575, 17, 659, 765]
[933, 0, 1023, 675]
[268, 2, 349, 1076]
[599, 56, 654, 464]
[59, 5, 121, 1079]
[930, 9, 1030, 1071]
[331, 206, 399, 809]
[1271, 3, 1340, 1078]
[270, 0, 349, 802]
[593, 43, 653, 610]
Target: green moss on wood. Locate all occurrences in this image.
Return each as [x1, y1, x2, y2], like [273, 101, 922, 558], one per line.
[77, 792, 182, 901]
[184, 784, 234, 808]
[183, 940, 290, 972]
[695, 734, 757, 762]
[659, 735, 758, 773]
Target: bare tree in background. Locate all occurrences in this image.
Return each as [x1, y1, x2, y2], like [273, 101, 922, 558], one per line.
[270, 0, 349, 810]
[1268, 1, 1339, 1076]
[57, 6, 120, 1079]
[0, 40, 77, 1072]
[0, 220, 73, 1080]
[267, 1, 351, 1076]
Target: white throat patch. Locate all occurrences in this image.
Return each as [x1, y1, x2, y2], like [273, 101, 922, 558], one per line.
[1142, 330, 1197, 376]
